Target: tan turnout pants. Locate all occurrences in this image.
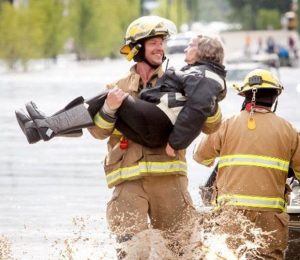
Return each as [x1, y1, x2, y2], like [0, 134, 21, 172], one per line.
[218, 208, 289, 259]
[106, 175, 196, 245]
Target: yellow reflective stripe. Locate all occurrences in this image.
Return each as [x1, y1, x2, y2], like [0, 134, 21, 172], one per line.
[294, 169, 300, 180]
[201, 158, 215, 166]
[94, 113, 115, 129]
[206, 106, 221, 124]
[217, 194, 285, 210]
[219, 154, 289, 172]
[112, 129, 122, 136]
[106, 160, 187, 186]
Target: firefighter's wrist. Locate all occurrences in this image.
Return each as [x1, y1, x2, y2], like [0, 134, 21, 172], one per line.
[102, 101, 117, 118]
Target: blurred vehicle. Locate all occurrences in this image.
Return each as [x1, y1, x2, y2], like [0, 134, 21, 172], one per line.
[227, 51, 280, 68]
[226, 62, 279, 89]
[166, 32, 195, 54]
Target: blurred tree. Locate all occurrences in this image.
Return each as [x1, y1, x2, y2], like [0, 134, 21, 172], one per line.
[30, 0, 67, 60]
[68, 0, 139, 60]
[227, 0, 290, 30]
[188, 0, 230, 23]
[0, 2, 44, 70]
[154, 0, 189, 29]
[256, 9, 281, 30]
[0, 0, 13, 6]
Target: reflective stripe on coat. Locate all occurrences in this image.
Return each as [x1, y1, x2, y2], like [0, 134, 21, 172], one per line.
[193, 110, 300, 211]
[88, 65, 188, 188]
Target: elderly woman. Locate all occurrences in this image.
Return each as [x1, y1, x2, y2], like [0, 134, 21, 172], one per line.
[139, 34, 227, 155]
[16, 34, 227, 156]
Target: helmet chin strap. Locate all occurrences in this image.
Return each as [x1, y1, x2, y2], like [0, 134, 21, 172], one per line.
[132, 38, 166, 69]
[143, 55, 166, 69]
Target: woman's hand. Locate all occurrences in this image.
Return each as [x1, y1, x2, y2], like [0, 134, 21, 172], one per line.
[165, 142, 176, 157]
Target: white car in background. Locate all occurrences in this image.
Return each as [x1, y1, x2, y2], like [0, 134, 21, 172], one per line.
[225, 62, 280, 90]
[166, 32, 195, 54]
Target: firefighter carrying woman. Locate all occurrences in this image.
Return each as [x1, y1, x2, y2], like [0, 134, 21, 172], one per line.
[16, 15, 300, 259]
[15, 15, 227, 257]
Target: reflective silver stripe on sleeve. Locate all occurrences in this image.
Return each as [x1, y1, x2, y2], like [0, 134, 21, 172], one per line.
[205, 70, 225, 90]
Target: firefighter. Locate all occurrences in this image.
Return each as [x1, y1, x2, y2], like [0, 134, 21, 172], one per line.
[15, 27, 225, 152]
[14, 15, 225, 257]
[88, 16, 197, 258]
[193, 69, 300, 259]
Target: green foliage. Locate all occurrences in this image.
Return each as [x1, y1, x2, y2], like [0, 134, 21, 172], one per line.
[69, 0, 139, 60]
[154, 0, 189, 29]
[227, 0, 290, 12]
[227, 0, 291, 30]
[29, 0, 67, 59]
[0, 3, 44, 70]
[0, 1, 140, 69]
[256, 9, 281, 30]
[189, 0, 230, 23]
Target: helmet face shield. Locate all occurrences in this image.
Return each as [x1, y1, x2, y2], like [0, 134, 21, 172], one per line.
[120, 16, 177, 60]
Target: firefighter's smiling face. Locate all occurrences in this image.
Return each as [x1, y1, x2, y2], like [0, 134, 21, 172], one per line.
[184, 37, 199, 65]
[144, 36, 165, 66]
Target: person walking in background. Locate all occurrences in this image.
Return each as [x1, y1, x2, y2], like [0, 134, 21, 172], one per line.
[266, 36, 276, 54]
[88, 15, 226, 258]
[288, 35, 298, 59]
[193, 69, 300, 259]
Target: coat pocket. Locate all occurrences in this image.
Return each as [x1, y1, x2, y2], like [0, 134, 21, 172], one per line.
[275, 212, 289, 227]
[105, 143, 125, 166]
[104, 142, 143, 173]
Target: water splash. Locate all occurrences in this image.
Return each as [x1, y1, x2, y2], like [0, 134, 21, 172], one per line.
[0, 235, 13, 260]
[118, 209, 269, 260]
[1, 209, 271, 260]
[121, 229, 176, 260]
[49, 215, 116, 260]
[184, 209, 269, 259]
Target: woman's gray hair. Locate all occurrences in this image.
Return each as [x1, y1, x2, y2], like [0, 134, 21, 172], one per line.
[195, 34, 224, 64]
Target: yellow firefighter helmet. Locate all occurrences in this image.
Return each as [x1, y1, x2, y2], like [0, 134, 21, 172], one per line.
[120, 16, 177, 60]
[235, 69, 283, 96]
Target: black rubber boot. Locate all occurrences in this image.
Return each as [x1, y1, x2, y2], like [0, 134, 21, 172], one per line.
[15, 108, 83, 144]
[15, 109, 41, 144]
[15, 91, 108, 144]
[26, 99, 93, 141]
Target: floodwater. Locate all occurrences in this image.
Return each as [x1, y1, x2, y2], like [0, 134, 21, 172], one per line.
[1, 56, 300, 259]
